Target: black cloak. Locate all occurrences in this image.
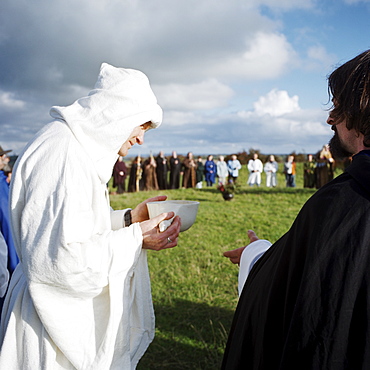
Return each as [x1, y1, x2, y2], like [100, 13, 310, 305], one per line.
[222, 152, 370, 370]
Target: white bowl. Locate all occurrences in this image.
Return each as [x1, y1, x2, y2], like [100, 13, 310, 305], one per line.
[146, 200, 200, 232]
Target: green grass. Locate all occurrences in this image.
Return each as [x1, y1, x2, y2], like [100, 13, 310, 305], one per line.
[109, 163, 340, 369]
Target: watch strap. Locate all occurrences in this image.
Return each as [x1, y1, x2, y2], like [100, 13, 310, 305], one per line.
[124, 209, 132, 227]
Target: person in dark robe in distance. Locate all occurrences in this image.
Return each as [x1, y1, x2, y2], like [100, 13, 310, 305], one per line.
[195, 156, 204, 189]
[222, 49, 370, 370]
[128, 156, 143, 192]
[143, 154, 159, 191]
[182, 152, 196, 188]
[169, 151, 182, 189]
[155, 150, 168, 190]
[112, 156, 128, 194]
[303, 154, 315, 188]
[315, 144, 335, 188]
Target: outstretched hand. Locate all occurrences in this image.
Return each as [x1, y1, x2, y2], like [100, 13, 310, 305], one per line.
[140, 212, 181, 251]
[131, 195, 167, 223]
[223, 230, 259, 265]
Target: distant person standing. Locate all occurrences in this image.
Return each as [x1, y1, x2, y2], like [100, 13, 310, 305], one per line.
[0, 146, 18, 276]
[228, 154, 242, 184]
[315, 144, 334, 188]
[144, 154, 159, 191]
[169, 151, 181, 189]
[0, 146, 17, 317]
[155, 150, 168, 190]
[182, 152, 197, 188]
[112, 156, 128, 194]
[128, 156, 143, 192]
[204, 155, 216, 187]
[303, 154, 316, 188]
[284, 155, 296, 187]
[195, 156, 204, 189]
[264, 155, 278, 187]
[247, 153, 263, 187]
[217, 155, 229, 185]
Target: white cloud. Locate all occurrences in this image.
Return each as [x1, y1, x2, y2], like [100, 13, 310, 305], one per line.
[251, 89, 300, 116]
[132, 89, 331, 156]
[211, 32, 297, 80]
[0, 91, 25, 109]
[162, 111, 199, 126]
[153, 79, 234, 111]
[305, 45, 337, 70]
[134, 104, 331, 156]
[228, 89, 330, 153]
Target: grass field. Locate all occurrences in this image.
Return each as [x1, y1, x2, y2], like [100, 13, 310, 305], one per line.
[109, 163, 339, 369]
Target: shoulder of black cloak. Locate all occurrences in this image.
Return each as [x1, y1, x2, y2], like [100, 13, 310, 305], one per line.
[222, 155, 370, 369]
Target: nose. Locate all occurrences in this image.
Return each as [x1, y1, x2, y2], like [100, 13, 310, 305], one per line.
[136, 130, 145, 145]
[326, 113, 335, 125]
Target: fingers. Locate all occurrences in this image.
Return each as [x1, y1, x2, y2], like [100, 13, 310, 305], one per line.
[132, 196, 169, 223]
[141, 215, 181, 251]
[140, 212, 176, 234]
[162, 211, 176, 221]
[223, 230, 260, 265]
[223, 248, 239, 258]
[158, 216, 181, 250]
[223, 246, 246, 265]
[247, 229, 259, 243]
[228, 256, 241, 265]
[143, 195, 167, 204]
[164, 216, 181, 239]
[160, 234, 179, 250]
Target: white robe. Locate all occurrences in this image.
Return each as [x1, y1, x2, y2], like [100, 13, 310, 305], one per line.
[247, 159, 263, 186]
[0, 63, 163, 369]
[216, 161, 228, 184]
[264, 161, 278, 187]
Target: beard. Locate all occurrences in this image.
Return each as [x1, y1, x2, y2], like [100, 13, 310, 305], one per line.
[329, 131, 353, 159]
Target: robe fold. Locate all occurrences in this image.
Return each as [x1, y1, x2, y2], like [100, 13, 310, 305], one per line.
[222, 152, 370, 370]
[0, 63, 162, 369]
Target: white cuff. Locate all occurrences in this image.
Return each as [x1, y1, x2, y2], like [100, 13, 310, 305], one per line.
[238, 239, 272, 296]
[110, 208, 132, 230]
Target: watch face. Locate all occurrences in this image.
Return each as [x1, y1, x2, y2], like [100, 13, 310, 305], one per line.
[124, 210, 132, 227]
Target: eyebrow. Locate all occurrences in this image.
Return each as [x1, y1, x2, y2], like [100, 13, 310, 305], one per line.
[142, 122, 152, 130]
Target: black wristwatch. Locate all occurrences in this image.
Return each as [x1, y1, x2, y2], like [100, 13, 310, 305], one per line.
[124, 210, 132, 227]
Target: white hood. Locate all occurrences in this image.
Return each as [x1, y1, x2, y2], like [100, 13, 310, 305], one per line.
[50, 63, 163, 183]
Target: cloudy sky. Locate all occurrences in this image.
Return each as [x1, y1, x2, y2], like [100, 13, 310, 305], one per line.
[1, 0, 370, 157]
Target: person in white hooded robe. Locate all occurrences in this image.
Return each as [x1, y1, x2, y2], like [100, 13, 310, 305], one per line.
[0, 63, 181, 369]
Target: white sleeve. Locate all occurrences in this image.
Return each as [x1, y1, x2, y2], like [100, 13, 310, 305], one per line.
[110, 208, 132, 230]
[0, 231, 9, 298]
[258, 160, 263, 172]
[238, 239, 272, 296]
[247, 160, 252, 171]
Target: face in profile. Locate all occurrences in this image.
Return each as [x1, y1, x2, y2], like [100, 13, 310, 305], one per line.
[118, 122, 151, 157]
